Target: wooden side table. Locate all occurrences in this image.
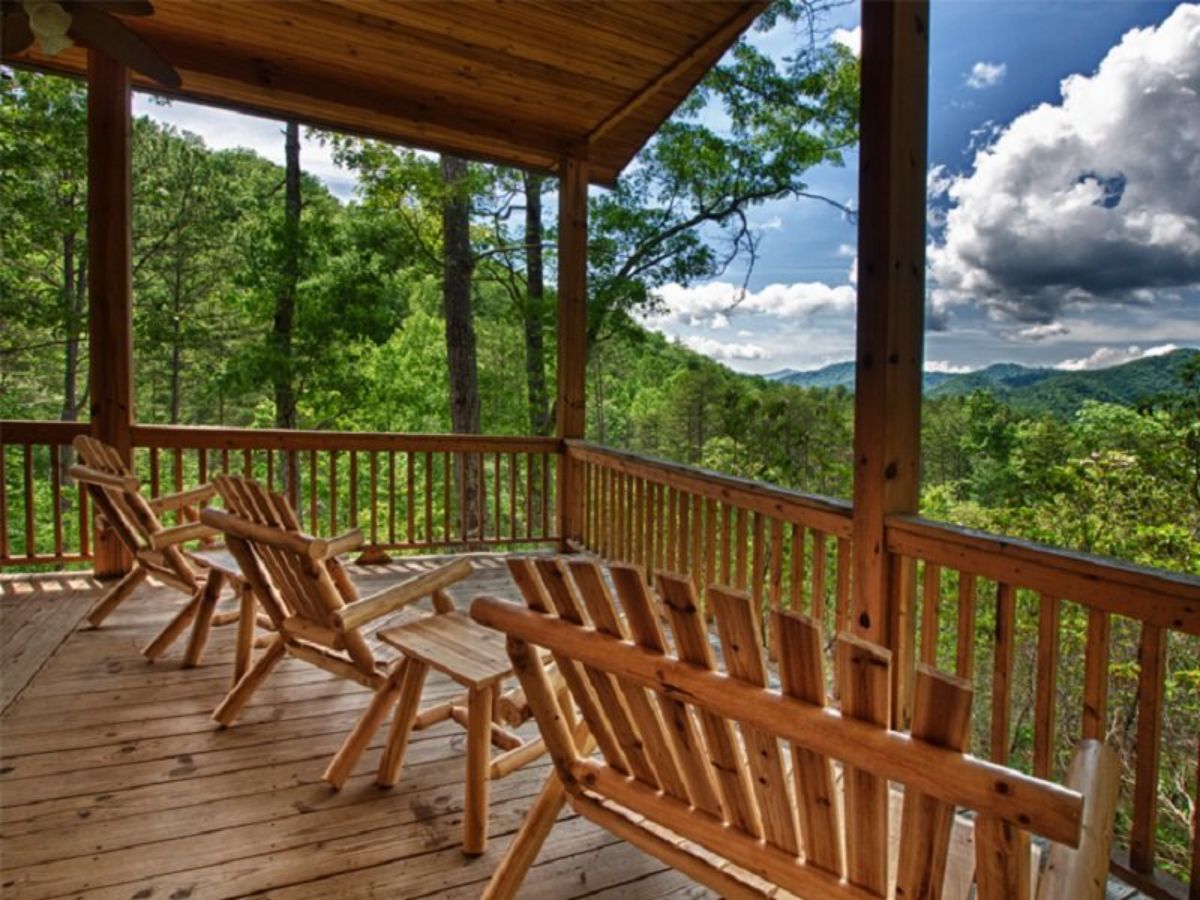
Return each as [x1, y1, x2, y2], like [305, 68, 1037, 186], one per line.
[360, 611, 536, 855]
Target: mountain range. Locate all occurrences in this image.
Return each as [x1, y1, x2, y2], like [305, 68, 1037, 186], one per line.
[764, 348, 1198, 415]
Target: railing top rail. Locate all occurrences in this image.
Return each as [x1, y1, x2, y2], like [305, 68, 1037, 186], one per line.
[888, 513, 1200, 635]
[567, 439, 853, 538]
[129, 424, 560, 455]
[0, 420, 90, 444]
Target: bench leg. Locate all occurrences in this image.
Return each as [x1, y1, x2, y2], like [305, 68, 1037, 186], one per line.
[481, 772, 568, 899]
[464, 684, 496, 855]
[143, 589, 202, 661]
[376, 659, 429, 787]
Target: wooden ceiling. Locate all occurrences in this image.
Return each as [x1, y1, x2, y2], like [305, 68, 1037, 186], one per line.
[4, 0, 767, 186]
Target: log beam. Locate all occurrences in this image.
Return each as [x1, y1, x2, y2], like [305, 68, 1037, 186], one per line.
[87, 51, 135, 577]
[850, 0, 930, 723]
[556, 155, 589, 549]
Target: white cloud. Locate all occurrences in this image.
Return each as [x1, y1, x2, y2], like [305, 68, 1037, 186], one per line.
[708, 313, 730, 330]
[679, 335, 770, 361]
[930, 5, 1200, 325]
[648, 280, 855, 329]
[757, 216, 784, 231]
[924, 360, 975, 374]
[1015, 322, 1070, 341]
[832, 25, 861, 57]
[836, 243, 856, 257]
[965, 61, 1007, 89]
[1056, 343, 1178, 371]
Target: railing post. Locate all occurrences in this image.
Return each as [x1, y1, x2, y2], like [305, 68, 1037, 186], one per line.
[87, 50, 135, 578]
[850, 0, 930, 726]
[556, 154, 588, 550]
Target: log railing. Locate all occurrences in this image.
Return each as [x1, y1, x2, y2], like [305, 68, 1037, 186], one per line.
[887, 514, 1200, 899]
[566, 441, 856, 640]
[0, 421, 559, 566]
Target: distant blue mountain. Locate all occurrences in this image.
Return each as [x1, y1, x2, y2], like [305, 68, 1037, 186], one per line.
[765, 348, 1199, 416]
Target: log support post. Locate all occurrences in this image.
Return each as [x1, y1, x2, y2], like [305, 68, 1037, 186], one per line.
[850, 0, 930, 727]
[87, 51, 135, 577]
[556, 154, 588, 550]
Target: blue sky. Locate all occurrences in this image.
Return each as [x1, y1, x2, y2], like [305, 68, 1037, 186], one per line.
[137, 1, 1200, 375]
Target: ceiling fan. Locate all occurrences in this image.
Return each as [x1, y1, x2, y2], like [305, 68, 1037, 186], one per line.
[2, 1, 181, 88]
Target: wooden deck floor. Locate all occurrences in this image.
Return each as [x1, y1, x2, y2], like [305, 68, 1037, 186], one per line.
[0, 556, 709, 900]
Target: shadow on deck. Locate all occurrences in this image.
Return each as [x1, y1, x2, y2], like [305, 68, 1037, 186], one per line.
[0, 556, 706, 900]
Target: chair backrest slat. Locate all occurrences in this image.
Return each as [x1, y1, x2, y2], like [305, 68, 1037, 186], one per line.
[507, 558, 629, 773]
[657, 574, 762, 837]
[609, 564, 724, 818]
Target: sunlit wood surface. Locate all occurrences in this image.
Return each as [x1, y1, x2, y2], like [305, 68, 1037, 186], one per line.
[0, 556, 707, 900]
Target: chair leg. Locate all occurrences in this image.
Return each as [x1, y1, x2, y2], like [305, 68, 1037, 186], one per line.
[142, 589, 202, 661]
[233, 584, 256, 687]
[376, 658, 430, 787]
[463, 684, 496, 855]
[324, 662, 405, 790]
[212, 634, 286, 726]
[87, 565, 147, 628]
[182, 569, 224, 667]
[481, 772, 569, 900]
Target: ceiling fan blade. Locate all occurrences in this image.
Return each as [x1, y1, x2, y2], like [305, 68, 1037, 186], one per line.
[68, 2, 155, 16]
[1, 9, 36, 57]
[67, 6, 181, 88]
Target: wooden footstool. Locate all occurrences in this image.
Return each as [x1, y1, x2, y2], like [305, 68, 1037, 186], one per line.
[373, 611, 534, 855]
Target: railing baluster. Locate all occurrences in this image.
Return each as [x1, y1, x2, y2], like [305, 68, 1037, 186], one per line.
[955, 572, 976, 680]
[1130, 622, 1167, 875]
[242, 448, 252, 478]
[990, 582, 1016, 764]
[704, 497, 718, 599]
[1033, 593, 1059, 779]
[443, 451, 451, 543]
[51, 445, 63, 560]
[690, 493, 702, 593]
[1082, 608, 1110, 741]
[720, 502, 732, 585]
[149, 446, 160, 497]
[920, 562, 941, 667]
[78, 479, 89, 559]
[23, 444, 34, 559]
[348, 450, 359, 530]
[751, 510, 764, 615]
[308, 450, 318, 533]
[387, 450, 396, 546]
[424, 451, 433, 544]
[768, 517, 783, 615]
[0, 439, 8, 562]
[368, 451, 378, 548]
[542, 452, 551, 539]
[493, 452, 501, 543]
[329, 451, 339, 534]
[676, 487, 689, 574]
[509, 453, 518, 542]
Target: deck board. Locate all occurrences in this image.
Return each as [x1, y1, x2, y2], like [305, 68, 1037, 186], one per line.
[0, 556, 701, 900]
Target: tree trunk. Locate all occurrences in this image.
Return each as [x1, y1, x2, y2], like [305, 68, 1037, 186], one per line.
[522, 172, 551, 436]
[169, 253, 183, 424]
[440, 155, 481, 540]
[274, 120, 300, 432]
[59, 226, 82, 505]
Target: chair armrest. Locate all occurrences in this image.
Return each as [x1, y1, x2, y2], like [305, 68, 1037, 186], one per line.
[148, 483, 217, 513]
[1036, 740, 1120, 900]
[150, 521, 222, 550]
[310, 529, 365, 561]
[69, 464, 139, 492]
[334, 557, 473, 632]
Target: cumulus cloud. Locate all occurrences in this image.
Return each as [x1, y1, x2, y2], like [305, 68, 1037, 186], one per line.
[648, 280, 855, 329]
[679, 335, 770, 361]
[929, 5, 1200, 328]
[925, 360, 976, 374]
[832, 25, 861, 57]
[1056, 343, 1178, 371]
[965, 61, 1007, 89]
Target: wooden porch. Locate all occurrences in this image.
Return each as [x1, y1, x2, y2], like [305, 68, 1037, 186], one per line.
[0, 556, 703, 900]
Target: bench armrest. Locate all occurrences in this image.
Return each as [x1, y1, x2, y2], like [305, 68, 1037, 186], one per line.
[150, 521, 222, 550]
[334, 557, 473, 632]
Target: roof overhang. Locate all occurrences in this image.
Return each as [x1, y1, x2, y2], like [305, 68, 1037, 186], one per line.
[3, 0, 767, 186]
